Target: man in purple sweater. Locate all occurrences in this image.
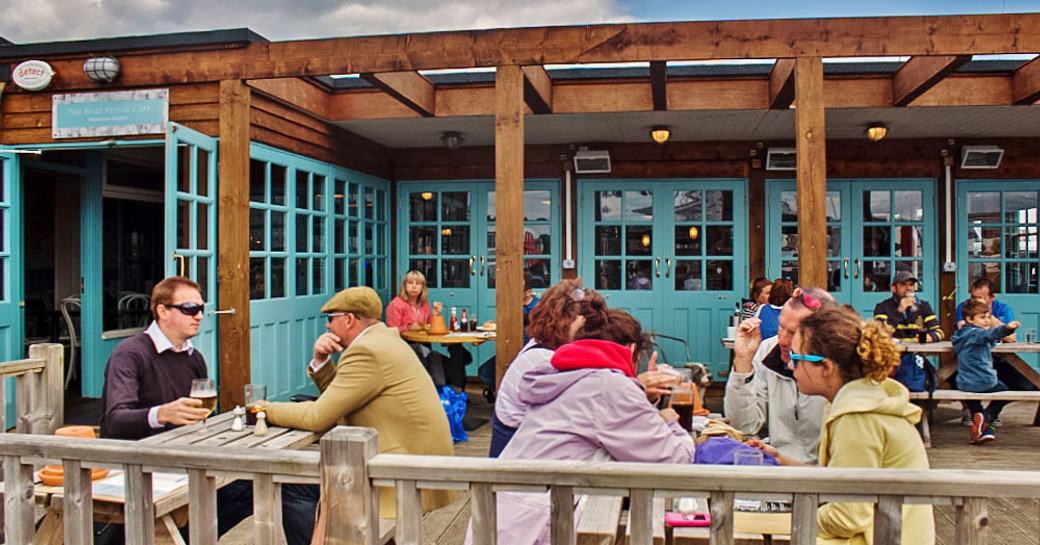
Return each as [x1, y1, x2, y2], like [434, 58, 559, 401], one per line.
[100, 276, 211, 439]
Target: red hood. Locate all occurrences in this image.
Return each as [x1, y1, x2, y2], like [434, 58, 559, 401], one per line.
[550, 339, 636, 378]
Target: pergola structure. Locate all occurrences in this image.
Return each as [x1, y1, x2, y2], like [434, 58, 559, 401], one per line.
[2, 13, 1040, 406]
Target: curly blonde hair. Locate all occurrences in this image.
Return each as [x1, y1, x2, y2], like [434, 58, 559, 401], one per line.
[800, 303, 900, 383]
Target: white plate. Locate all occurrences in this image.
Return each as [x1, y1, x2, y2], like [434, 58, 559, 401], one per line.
[476, 326, 496, 332]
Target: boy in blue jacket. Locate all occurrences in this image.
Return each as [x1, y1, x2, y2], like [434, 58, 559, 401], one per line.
[951, 298, 1019, 444]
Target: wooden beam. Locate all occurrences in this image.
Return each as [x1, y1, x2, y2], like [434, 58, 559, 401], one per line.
[494, 65, 525, 389]
[14, 14, 1040, 88]
[794, 57, 828, 290]
[360, 71, 435, 117]
[246, 77, 330, 119]
[893, 55, 971, 106]
[650, 61, 667, 111]
[217, 80, 252, 411]
[1012, 56, 1040, 105]
[769, 58, 796, 109]
[521, 65, 553, 114]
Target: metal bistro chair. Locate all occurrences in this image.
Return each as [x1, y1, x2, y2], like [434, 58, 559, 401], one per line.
[59, 296, 82, 389]
[118, 292, 151, 329]
[648, 332, 712, 395]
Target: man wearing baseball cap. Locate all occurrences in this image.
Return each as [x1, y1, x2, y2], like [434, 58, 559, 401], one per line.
[260, 286, 454, 544]
[873, 271, 944, 392]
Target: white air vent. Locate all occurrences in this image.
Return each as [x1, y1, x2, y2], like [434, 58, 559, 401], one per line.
[766, 148, 797, 171]
[573, 149, 611, 174]
[961, 146, 1004, 170]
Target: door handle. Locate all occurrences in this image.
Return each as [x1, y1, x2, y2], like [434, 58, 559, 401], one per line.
[843, 258, 849, 279]
[654, 257, 661, 278]
[468, 256, 477, 276]
[853, 258, 861, 279]
[172, 253, 187, 277]
[479, 256, 486, 276]
[212, 308, 237, 315]
[665, 257, 671, 278]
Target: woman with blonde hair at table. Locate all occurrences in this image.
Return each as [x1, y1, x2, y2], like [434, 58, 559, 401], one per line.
[753, 303, 934, 545]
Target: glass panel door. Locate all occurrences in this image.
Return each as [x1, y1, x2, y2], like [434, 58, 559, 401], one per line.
[0, 153, 23, 423]
[165, 124, 218, 378]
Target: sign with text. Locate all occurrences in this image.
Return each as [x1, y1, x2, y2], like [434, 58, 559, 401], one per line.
[53, 89, 169, 138]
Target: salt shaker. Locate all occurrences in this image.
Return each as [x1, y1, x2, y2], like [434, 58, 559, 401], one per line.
[254, 410, 269, 436]
[230, 405, 246, 432]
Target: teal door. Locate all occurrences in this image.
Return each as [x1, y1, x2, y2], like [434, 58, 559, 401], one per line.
[165, 124, 219, 379]
[397, 180, 561, 370]
[766, 179, 936, 316]
[957, 181, 1040, 369]
[0, 153, 23, 423]
[580, 180, 747, 377]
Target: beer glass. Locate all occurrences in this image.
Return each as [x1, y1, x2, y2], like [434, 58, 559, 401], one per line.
[189, 378, 217, 432]
[671, 382, 695, 432]
[733, 450, 764, 466]
[244, 384, 267, 426]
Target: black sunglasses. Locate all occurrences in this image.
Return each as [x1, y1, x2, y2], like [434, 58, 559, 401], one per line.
[164, 303, 205, 317]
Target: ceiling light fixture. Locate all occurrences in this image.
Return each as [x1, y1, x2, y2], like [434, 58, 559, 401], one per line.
[865, 123, 888, 142]
[650, 126, 671, 145]
[688, 226, 699, 240]
[641, 233, 651, 247]
[421, 191, 433, 201]
[441, 131, 464, 150]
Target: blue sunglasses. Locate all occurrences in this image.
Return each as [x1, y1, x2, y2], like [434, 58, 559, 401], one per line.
[789, 352, 826, 367]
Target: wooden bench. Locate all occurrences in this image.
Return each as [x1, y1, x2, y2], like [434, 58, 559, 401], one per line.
[909, 389, 1040, 447]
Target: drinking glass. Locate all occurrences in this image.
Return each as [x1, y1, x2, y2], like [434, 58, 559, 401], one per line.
[733, 450, 764, 466]
[1025, 329, 1037, 344]
[244, 384, 267, 426]
[671, 382, 695, 432]
[189, 378, 217, 432]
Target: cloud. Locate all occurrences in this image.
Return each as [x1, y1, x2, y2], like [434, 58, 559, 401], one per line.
[0, 0, 636, 43]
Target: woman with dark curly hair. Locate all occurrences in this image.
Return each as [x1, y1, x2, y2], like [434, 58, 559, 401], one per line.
[753, 303, 934, 545]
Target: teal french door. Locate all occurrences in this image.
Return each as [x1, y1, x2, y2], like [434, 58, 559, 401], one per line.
[957, 181, 1040, 368]
[0, 153, 23, 423]
[766, 179, 937, 316]
[397, 180, 561, 370]
[579, 180, 747, 378]
[165, 124, 219, 379]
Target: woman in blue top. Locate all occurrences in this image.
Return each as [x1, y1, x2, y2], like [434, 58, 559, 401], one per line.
[755, 278, 793, 339]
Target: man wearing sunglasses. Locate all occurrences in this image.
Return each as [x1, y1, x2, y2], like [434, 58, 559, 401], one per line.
[724, 286, 831, 464]
[100, 276, 211, 440]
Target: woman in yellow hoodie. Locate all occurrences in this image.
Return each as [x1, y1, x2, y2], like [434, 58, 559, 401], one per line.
[756, 303, 934, 545]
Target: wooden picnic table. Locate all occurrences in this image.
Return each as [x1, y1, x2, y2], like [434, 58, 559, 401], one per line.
[401, 330, 495, 345]
[618, 496, 791, 545]
[33, 411, 319, 545]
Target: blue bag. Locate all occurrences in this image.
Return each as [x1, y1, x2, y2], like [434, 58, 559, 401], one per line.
[439, 386, 468, 443]
[893, 353, 935, 393]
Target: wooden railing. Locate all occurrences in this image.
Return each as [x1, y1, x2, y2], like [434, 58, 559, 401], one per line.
[3, 426, 1040, 545]
[0, 343, 64, 434]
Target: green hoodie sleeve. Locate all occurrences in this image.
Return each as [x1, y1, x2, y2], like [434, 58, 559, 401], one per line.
[817, 413, 884, 540]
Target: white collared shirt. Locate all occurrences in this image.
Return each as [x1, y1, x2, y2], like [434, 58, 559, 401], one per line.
[309, 323, 378, 373]
[144, 321, 197, 428]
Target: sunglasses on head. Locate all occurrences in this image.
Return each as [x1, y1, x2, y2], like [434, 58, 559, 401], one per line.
[789, 351, 826, 368]
[164, 303, 205, 317]
[791, 287, 822, 311]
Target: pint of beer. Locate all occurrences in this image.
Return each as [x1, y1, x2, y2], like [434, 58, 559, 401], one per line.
[671, 383, 695, 432]
[244, 384, 267, 426]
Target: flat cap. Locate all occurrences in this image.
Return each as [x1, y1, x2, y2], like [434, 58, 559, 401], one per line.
[320, 286, 383, 320]
[892, 270, 918, 285]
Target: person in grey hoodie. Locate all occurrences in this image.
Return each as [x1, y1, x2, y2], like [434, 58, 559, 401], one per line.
[724, 286, 830, 464]
[468, 311, 695, 545]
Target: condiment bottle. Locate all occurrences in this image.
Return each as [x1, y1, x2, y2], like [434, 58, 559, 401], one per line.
[255, 411, 269, 436]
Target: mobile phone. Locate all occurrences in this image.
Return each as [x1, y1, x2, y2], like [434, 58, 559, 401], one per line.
[664, 511, 711, 527]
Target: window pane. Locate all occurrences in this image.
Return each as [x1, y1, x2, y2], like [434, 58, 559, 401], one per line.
[334, 180, 346, 215]
[196, 257, 209, 302]
[523, 225, 551, 255]
[1005, 262, 1036, 294]
[410, 259, 437, 288]
[705, 190, 732, 221]
[365, 188, 375, 220]
[296, 258, 308, 296]
[862, 260, 891, 292]
[863, 191, 890, 221]
[1005, 225, 1038, 259]
[349, 257, 360, 287]
[250, 160, 266, 203]
[595, 260, 621, 290]
[625, 225, 653, 256]
[441, 192, 468, 221]
[410, 192, 436, 222]
[595, 191, 621, 222]
[270, 165, 286, 206]
[705, 260, 733, 291]
[968, 262, 1001, 292]
[271, 258, 286, 298]
[408, 227, 435, 255]
[177, 201, 190, 249]
[364, 223, 374, 254]
[442, 259, 470, 288]
[0, 209, 4, 252]
[674, 225, 702, 256]
[487, 191, 496, 222]
[349, 183, 360, 217]
[893, 191, 923, 222]
[894, 225, 923, 257]
[364, 258, 374, 288]
[296, 215, 309, 253]
[271, 212, 285, 252]
[827, 260, 841, 293]
[524, 191, 551, 221]
[781, 260, 799, 286]
[375, 190, 385, 221]
[250, 258, 266, 299]
[780, 191, 798, 222]
[250, 208, 265, 251]
[626, 260, 653, 290]
[487, 257, 496, 290]
[441, 226, 469, 255]
[705, 226, 733, 256]
[674, 191, 701, 222]
[781, 226, 798, 258]
[178, 146, 191, 193]
[674, 260, 702, 291]
[967, 192, 999, 224]
[594, 226, 621, 256]
[827, 226, 841, 257]
[487, 225, 496, 251]
[335, 219, 345, 254]
[1005, 191, 1038, 223]
[967, 226, 1001, 258]
[314, 217, 325, 253]
[894, 261, 922, 286]
[296, 171, 309, 209]
[313, 176, 326, 211]
[348, 220, 359, 253]
[335, 259, 345, 291]
[197, 202, 208, 251]
[102, 198, 164, 330]
[524, 258, 551, 288]
[863, 226, 891, 257]
[625, 191, 653, 222]
[826, 191, 841, 221]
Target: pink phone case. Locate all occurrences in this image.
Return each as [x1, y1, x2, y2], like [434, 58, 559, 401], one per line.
[664, 511, 711, 527]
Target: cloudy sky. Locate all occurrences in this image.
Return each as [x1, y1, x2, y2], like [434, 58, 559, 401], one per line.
[1, 0, 1038, 43]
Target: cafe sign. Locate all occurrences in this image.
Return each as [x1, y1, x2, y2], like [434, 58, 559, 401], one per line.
[52, 89, 169, 138]
[12, 60, 55, 91]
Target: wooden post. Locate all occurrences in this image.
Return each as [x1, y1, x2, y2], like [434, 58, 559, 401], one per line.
[4, 455, 35, 545]
[395, 480, 423, 545]
[218, 79, 253, 411]
[955, 497, 988, 545]
[549, 486, 575, 545]
[254, 474, 284, 545]
[791, 493, 818, 545]
[629, 489, 653, 545]
[872, 495, 903, 545]
[320, 426, 380, 545]
[494, 65, 526, 388]
[470, 483, 497, 545]
[14, 371, 32, 434]
[794, 56, 828, 289]
[63, 459, 94, 545]
[709, 491, 734, 545]
[188, 469, 218, 545]
[124, 464, 156, 545]
[747, 161, 766, 279]
[30, 343, 64, 433]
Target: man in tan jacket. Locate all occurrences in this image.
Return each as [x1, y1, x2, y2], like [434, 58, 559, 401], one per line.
[262, 286, 454, 544]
